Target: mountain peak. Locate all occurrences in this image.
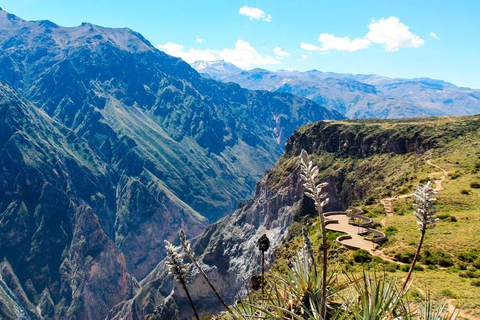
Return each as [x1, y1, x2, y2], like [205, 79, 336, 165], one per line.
[0, 10, 153, 53]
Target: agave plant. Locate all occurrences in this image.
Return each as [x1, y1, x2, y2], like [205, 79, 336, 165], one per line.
[345, 268, 410, 320]
[417, 297, 458, 320]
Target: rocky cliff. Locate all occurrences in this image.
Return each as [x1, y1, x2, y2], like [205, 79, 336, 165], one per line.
[0, 9, 343, 319]
[113, 115, 480, 319]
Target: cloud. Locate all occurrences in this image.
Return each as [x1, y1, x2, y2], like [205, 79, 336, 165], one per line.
[301, 16, 423, 53]
[157, 40, 279, 69]
[300, 42, 321, 51]
[365, 17, 424, 52]
[157, 42, 219, 62]
[317, 33, 370, 51]
[273, 46, 290, 57]
[239, 6, 271, 22]
[195, 38, 204, 43]
[430, 32, 440, 40]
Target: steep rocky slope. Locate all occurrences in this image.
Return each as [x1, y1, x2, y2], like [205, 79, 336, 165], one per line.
[0, 9, 343, 319]
[192, 61, 480, 119]
[114, 115, 480, 319]
[0, 9, 342, 223]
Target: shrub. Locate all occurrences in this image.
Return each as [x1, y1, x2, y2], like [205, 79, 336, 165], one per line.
[384, 263, 399, 272]
[459, 269, 480, 278]
[395, 250, 416, 264]
[400, 264, 423, 272]
[365, 196, 376, 205]
[353, 249, 373, 263]
[460, 189, 470, 195]
[457, 251, 478, 263]
[385, 226, 398, 237]
[419, 177, 430, 184]
[450, 172, 461, 179]
[437, 214, 457, 222]
[440, 289, 456, 298]
[472, 259, 480, 269]
[287, 222, 303, 240]
[470, 181, 480, 188]
[471, 279, 480, 287]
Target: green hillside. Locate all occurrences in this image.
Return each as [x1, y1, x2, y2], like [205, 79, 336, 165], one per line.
[265, 115, 480, 317]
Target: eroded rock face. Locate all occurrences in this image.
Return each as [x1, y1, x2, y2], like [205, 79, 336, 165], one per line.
[110, 160, 338, 319]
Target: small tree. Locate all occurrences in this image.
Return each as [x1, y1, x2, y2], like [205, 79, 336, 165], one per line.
[401, 181, 438, 292]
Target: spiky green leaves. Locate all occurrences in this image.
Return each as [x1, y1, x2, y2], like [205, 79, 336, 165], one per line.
[300, 149, 329, 212]
[413, 181, 438, 232]
[164, 240, 191, 283]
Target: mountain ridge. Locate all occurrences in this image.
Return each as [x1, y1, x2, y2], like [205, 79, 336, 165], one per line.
[0, 10, 342, 319]
[192, 60, 480, 119]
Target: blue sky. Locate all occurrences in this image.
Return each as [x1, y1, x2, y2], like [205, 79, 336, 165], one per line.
[1, 0, 479, 88]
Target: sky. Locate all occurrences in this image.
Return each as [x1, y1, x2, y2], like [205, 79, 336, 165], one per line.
[1, 0, 479, 88]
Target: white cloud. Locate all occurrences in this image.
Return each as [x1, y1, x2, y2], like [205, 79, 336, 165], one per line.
[239, 6, 271, 22]
[157, 42, 219, 62]
[317, 33, 370, 51]
[300, 42, 321, 51]
[219, 40, 279, 68]
[273, 46, 290, 57]
[195, 38, 204, 43]
[365, 17, 424, 52]
[157, 40, 279, 69]
[430, 32, 440, 40]
[301, 16, 423, 53]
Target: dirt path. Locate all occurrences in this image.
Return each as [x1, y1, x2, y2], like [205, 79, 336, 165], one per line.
[426, 159, 448, 191]
[415, 289, 478, 320]
[379, 159, 447, 226]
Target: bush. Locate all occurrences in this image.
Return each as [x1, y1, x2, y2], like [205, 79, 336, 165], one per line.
[441, 289, 457, 298]
[450, 172, 461, 179]
[419, 177, 431, 184]
[459, 270, 480, 278]
[457, 251, 478, 263]
[461, 189, 470, 195]
[400, 264, 424, 272]
[384, 263, 399, 272]
[353, 249, 373, 263]
[385, 226, 398, 237]
[471, 279, 480, 287]
[472, 259, 480, 269]
[394, 250, 416, 264]
[437, 214, 457, 222]
[288, 222, 303, 240]
[470, 181, 480, 188]
[365, 196, 376, 206]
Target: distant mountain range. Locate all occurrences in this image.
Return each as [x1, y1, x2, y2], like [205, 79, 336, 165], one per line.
[192, 60, 480, 119]
[0, 9, 341, 319]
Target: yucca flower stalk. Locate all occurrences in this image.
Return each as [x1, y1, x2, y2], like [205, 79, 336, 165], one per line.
[164, 240, 200, 320]
[300, 149, 330, 318]
[179, 229, 231, 313]
[401, 181, 438, 292]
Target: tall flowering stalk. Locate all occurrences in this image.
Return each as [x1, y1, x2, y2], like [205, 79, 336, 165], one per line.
[179, 229, 231, 313]
[401, 181, 438, 292]
[164, 240, 200, 320]
[300, 149, 329, 318]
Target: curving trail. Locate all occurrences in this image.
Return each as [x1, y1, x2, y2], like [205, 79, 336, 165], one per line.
[380, 159, 448, 226]
[325, 213, 376, 252]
